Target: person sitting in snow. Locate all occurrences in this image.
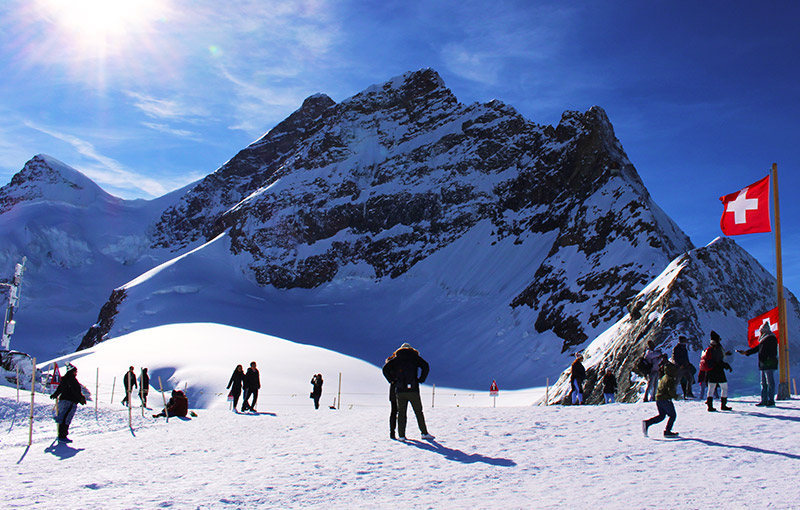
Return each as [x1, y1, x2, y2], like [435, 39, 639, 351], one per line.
[642, 361, 680, 437]
[153, 389, 189, 418]
[382, 343, 434, 440]
[570, 353, 586, 405]
[50, 365, 87, 442]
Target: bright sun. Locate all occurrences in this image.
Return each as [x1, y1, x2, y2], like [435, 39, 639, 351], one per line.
[38, 0, 164, 53]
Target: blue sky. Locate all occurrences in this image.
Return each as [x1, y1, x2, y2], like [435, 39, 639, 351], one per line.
[1, 0, 798, 297]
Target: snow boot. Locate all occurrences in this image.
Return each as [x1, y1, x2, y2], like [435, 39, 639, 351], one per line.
[706, 397, 717, 412]
[642, 420, 649, 437]
[663, 430, 679, 438]
[58, 424, 72, 443]
[720, 397, 732, 411]
[390, 430, 396, 440]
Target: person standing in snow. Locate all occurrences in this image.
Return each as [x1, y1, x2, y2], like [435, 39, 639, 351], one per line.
[121, 366, 138, 407]
[227, 364, 245, 412]
[672, 336, 695, 399]
[703, 331, 733, 411]
[382, 343, 434, 440]
[643, 341, 664, 402]
[736, 322, 778, 407]
[602, 368, 617, 404]
[242, 361, 260, 412]
[310, 373, 324, 410]
[139, 368, 150, 408]
[382, 352, 400, 439]
[570, 353, 586, 405]
[642, 361, 680, 438]
[50, 365, 86, 442]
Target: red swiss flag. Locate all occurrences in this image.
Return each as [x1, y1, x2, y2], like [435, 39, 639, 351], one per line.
[719, 175, 771, 235]
[747, 307, 779, 348]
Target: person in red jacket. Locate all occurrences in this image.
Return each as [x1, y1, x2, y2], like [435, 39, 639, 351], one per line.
[153, 389, 188, 418]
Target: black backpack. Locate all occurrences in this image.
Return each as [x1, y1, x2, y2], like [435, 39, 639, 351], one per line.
[634, 355, 652, 376]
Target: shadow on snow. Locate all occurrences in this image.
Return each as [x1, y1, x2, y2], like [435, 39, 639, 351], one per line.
[402, 439, 516, 466]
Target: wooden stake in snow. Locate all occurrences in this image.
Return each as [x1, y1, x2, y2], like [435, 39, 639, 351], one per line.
[16, 365, 19, 402]
[432, 383, 436, 408]
[158, 376, 168, 423]
[95, 367, 99, 419]
[28, 357, 35, 446]
[110, 376, 116, 404]
[337, 372, 342, 410]
[545, 378, 550, 406]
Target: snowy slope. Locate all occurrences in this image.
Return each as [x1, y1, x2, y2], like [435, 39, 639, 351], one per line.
[0, 155, 194, 357]
[2, 323, 800, 509]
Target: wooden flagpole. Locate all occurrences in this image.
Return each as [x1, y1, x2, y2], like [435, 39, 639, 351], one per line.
[772, 163, 791, 399]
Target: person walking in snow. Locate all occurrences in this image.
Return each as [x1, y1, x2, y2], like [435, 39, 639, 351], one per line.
[227, 364, 245, 412]
[703, 331, 733, 411]
[382, 352, 400, 439]
[642, 360, 680, 438]
[241, 361, 260, 412]
[570, 353, 586, 405]
[310, 373, 324, 410]
[672, 336, 695, 399]
[121, 366, 138, 407]
[382, 343, 434, 440]
[602, 368, 617, 404]
[736, 322, 778, 407]
[643, 341, 664, 402]
[50, 365, 86, 442]
[139, 368, 150, 408]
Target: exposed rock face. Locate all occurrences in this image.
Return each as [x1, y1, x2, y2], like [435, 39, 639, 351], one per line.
[546, 237, 800, 404]
[151, 69, 692, 351]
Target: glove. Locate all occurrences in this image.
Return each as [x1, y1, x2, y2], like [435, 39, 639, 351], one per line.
[723, 362, 732, 371]
[50, 394, 57, 400]
[79, 396, 87, 405]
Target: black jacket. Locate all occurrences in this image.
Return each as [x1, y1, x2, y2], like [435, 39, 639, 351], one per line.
[602, 373, 617, 394]
[743, 332, 779, 370]
[707, 343, 729, 383]
[123, 370, 138, 391]
[310, 375, 323, 397]
[570, 360, 586, 382]
[51, 372, 86, 404]
[382, 348, 429, 394]
[672, 343, 690, 366]
[244, 368, 260, 390]
[227, 369, 245, 394]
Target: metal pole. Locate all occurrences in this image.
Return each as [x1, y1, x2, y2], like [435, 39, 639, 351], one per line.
[337, 372, 342, 410]
[28, 357, 35, 446]
[772, 164, 791, 399]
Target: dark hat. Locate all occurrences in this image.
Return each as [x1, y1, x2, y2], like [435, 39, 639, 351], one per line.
[710, 331, 721, 342]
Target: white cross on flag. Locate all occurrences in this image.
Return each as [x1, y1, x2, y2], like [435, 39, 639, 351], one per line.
[747, 307, 779, 348]
[719, 175, 771, 235]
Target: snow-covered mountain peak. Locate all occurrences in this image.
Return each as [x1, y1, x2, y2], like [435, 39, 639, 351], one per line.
[0, 154, 118, 213]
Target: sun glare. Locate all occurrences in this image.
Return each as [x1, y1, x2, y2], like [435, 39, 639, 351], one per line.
[38, 0, 164, 53]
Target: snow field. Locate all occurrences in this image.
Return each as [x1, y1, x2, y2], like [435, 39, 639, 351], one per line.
[3, 384, 800, 509]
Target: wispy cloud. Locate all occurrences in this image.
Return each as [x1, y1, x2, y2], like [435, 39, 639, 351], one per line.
[124, 91, 210, 123]
[140, 122, 204, 142]
[23, 121, 175, 197]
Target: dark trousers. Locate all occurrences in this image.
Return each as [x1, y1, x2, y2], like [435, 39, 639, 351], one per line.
[230, 390, 241, 410]
[312, 394, 321, 409]
[645, 400, 676, 432]
[389, 397, 398, 433]
[242, 388, 258, 411]
[761, 369, 776, 404]
[396, 391, 428, 437]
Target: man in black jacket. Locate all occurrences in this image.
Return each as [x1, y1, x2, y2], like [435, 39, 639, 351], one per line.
[672, 336, 695, 399]
[242, 361, 261, 412]
[50, 365, 86, 442]
[382, 343, 434, 441]
[121, 366, 137, 407]
[737, 322, 779, 407]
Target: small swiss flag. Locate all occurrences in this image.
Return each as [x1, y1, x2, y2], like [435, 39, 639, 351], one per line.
[719, 175, 771, 235]
[747, 307, 779, 348]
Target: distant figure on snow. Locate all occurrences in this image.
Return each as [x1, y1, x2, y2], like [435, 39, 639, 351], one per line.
[153, 389, 189, 418]
[382, 343, 435, 440]
[227, 364, 245, 412]
[310, 374, 324, 410]
[50, 365, 86, 442]
[139, 368, 150, 408]
[672, 336, 695, 399]
[643, 341, 664, 402]
[121, 366, 138, 407]
[642, 360, 680, 438]
[736, 322, 778, 407]
[242, 361, 261, 412]
[570, 353, 586, 405]
[702, 331, 733, 412]
[602, 368, 617, 404]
